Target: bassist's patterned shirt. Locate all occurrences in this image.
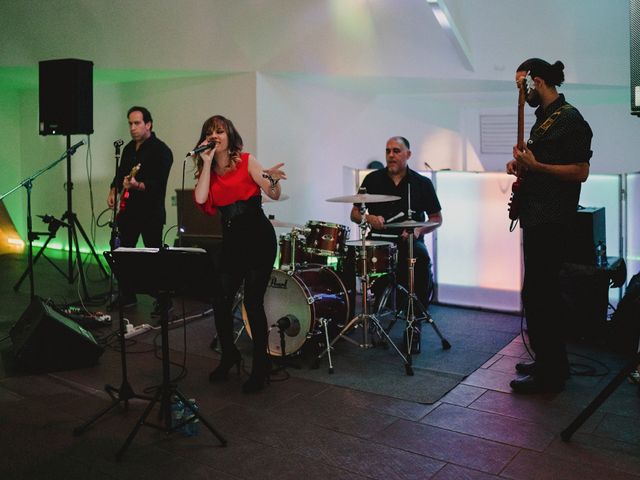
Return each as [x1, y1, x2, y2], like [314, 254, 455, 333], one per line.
[520, 93, 593, 228]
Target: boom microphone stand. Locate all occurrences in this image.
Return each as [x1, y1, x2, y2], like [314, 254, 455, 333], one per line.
[0, 140, 85, 300]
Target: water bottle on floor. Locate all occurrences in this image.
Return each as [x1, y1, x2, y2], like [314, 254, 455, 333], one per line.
[184, 398, 200, 436]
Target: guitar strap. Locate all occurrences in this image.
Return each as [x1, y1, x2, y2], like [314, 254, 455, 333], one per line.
[529, 103, 573, 143]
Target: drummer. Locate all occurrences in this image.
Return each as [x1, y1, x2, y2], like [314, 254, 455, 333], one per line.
[350, 136, 442, 313]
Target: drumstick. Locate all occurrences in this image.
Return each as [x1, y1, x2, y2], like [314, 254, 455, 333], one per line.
[385, 212, 404, 223]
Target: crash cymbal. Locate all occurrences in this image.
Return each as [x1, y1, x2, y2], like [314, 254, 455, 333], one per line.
[262, 194, 290, 203]
[384, 220, 440, 228]
[326, 193, 401, 203]
[269, 218, 303, 229]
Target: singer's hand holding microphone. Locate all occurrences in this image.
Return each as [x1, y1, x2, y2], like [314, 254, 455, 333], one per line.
[186, 140, 217, 160]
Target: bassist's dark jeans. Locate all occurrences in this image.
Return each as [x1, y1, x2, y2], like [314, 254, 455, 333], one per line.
[522, 223, 570, 383]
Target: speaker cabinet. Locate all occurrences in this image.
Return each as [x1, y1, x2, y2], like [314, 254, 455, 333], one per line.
[175, 188, 222, 247]
[566, 207, 606, 266]
[560, 263, 610, 343]
[10, 297, 103, 372]
[39, 58, 93, 135]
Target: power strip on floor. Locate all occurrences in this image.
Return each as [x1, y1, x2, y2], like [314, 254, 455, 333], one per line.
[124, 324, 152, 339]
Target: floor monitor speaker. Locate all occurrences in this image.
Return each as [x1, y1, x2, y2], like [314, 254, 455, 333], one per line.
[10, 297, 103, 372]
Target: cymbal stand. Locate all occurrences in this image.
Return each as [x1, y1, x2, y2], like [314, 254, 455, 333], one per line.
[325, 202, 413, 375]
[402, 187, 451, 365]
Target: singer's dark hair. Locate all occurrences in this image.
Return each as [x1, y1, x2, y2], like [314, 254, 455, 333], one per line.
[194, 115, 244, 176]
[127, 106, 153, 128]
[517, 58, 565, 87]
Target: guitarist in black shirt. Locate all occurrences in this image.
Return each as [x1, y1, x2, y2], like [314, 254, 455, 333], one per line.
[506, 59, 593, 394]
[107, 106, 173, 308]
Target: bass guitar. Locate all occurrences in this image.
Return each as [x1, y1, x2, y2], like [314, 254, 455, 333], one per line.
[507, 75, 528, 230]
[117, 163, 141, 219]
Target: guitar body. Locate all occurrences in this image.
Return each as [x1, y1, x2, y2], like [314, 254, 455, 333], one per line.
[508, 178, 521, 221]
[116, 163, 141, 220]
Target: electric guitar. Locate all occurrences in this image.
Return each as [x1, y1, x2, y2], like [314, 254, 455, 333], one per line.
[117, 163, 141, 218]
[507, 76, 528, 229]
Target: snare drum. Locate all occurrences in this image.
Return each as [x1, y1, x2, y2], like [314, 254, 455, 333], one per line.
[305, 221, 349, 257]
[345, 240, 397, 276]
[242, 265, 349, 356]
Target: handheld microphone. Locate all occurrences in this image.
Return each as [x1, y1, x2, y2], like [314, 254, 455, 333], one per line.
[114, 139, 124, 147]
[186, 141, 216, 157]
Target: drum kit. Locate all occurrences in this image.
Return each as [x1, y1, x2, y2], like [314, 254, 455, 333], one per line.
[235, 190, 450, 376]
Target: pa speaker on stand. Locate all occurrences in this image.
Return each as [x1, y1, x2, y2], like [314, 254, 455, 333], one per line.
[34, 59, 109, 299]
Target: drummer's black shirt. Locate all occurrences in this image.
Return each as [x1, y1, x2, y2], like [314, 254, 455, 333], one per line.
[358, 167, 441, 239]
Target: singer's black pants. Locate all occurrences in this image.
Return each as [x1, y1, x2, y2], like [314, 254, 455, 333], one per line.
[212, 210, 277, 378]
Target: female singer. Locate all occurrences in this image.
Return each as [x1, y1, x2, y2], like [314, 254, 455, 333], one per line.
[193, 115, 286, 393]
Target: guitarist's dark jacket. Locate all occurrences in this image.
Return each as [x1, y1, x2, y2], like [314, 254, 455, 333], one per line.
[111, 132, 173, 226]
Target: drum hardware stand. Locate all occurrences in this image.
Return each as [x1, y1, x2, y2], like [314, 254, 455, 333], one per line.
[312, 317, 335, 373]
[397, 187, 451, 365]
[324, 201, 413, 375]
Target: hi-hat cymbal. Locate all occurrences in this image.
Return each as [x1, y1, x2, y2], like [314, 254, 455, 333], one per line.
[269, 218, 303, 229]
[326, 193, 401, 203]
[384, 220, 440, 228]
[262, 194, 290, 203]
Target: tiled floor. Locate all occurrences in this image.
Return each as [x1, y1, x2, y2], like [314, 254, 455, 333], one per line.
[1, 253, 639, 479]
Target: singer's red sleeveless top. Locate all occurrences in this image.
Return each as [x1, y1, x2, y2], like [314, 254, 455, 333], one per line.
[194, 152, 260, 216]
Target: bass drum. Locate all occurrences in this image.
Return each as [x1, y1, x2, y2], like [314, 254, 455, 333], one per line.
[243, 265, 349, 356]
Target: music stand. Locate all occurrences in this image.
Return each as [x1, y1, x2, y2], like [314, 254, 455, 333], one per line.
[104, 247, 225, 459]
[73, 250, 153, 438]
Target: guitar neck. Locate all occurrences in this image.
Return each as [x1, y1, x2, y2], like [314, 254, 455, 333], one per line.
[517, 88, 525, 151]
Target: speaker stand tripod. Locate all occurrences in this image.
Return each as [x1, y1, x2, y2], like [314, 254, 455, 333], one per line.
[324, 202, 413, 375]
[60, 135, 109, 298]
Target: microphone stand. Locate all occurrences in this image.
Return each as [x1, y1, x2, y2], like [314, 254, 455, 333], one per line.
[1, 141, 85, 300]
[107, 141, 123, 307]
